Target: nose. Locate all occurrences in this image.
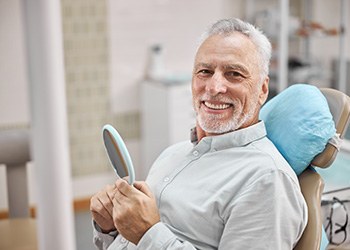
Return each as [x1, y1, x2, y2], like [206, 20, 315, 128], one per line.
[205, 72, 227, 95]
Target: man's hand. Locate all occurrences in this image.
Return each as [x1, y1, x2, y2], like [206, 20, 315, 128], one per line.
[112, 179, 160, 245]
[90, 184, 117, 233]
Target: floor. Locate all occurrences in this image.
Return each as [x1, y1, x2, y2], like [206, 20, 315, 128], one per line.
[75, 211, 96, 250]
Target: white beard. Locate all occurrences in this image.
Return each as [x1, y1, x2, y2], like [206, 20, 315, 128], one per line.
[194, 93, 259, 134]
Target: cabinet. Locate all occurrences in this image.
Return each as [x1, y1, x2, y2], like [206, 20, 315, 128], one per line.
[140, 80, 195, 177]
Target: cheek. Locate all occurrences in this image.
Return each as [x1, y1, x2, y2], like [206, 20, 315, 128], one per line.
[226, 84, 249, 100]
[192, 79, 205, 99]
[227, 85, 255, 111]
[243, 90, 260, 112]
[192, 77, 204, 90]
[191, 83, 200, 110]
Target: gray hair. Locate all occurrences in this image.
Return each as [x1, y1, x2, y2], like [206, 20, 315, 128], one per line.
[199, 18, 272, 81]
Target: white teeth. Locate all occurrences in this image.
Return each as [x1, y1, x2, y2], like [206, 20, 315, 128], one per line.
[204, 101, 230, 110]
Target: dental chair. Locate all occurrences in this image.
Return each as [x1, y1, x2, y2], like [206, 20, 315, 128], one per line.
[294, 88, 350, 250]
[260, 84, 350, 250]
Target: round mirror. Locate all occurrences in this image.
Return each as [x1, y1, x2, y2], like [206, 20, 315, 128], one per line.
[102, 124, 135, 185]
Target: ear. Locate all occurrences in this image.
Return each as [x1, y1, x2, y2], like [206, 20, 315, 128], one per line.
[258, 77, 269, 106]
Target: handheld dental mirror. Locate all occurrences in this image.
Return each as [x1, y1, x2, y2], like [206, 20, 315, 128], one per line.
[102, 124, 135, 185]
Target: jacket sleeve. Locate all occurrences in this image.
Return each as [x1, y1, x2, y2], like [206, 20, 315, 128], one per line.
[136, 222, 198, 250]
[92, 220, 118, 250]
[102, 222, 200, 250]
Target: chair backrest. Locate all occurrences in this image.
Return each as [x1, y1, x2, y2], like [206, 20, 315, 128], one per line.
[0, 129, 31, 218]
[312, 88, 350, 168]
[294, 88, 350, 250]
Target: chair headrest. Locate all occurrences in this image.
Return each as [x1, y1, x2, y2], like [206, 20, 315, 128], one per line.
[260, 84, 349, 175]
[311, 88, 350, 168]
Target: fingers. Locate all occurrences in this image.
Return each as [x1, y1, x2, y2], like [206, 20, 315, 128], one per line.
[104, 184, 117, 215]
[90, 195, 115, 232]
[112, 180, 148, 208]
[90, 184, 116, 220]
[115, 179, 153, 197]
[111, 180, 160, 245]
[112, 193, 120, 208]
[115, 179, 133, 196]
[90, 183, 121, 232]
[113, 179, 134, 207]
[103, 184, 117, 215]
[133, 181, 153, 197]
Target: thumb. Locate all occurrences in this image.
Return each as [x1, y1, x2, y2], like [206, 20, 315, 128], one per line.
[133, 181, 153, 197]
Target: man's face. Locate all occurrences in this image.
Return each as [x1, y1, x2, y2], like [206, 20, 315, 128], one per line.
[192, 33, 268, 134]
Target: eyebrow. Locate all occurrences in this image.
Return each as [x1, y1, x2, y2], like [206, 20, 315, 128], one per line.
[193, 62, 250, 76]
[193, 63, 213, 71]
[223, 64, 250, 76]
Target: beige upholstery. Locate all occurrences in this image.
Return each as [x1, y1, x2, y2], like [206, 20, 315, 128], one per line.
[294, 169, 325, 250]
[294, 88, 350, 250]
[312, 88, 350, 168]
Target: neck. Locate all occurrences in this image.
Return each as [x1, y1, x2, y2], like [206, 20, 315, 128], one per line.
[195, 124, 225, 142]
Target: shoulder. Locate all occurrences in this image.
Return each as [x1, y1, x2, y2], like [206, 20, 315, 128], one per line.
[249, 136, 300, 185]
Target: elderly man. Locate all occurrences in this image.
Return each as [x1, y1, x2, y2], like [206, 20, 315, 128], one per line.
[90, 18, 308, 249]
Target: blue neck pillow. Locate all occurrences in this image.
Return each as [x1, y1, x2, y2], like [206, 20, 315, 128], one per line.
[260, 84, 336, 175]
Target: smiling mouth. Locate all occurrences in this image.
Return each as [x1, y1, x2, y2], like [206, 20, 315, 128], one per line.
[203, 101, 232, 110]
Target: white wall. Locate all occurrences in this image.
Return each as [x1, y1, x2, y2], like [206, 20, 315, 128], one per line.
[0, 0, 30, 126]
[107, 0, 244, 113]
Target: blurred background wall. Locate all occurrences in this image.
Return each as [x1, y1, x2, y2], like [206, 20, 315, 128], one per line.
[0, 0, 244, 207]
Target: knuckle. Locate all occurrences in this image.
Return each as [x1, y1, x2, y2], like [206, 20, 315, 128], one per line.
[91, 201, 104, 213]
[107, 190, 116, 199]
[107, 184, 115, 191]
[90, 197, 97, 210]
[137, 197, 147, 207]
[119, 180, 128, 189]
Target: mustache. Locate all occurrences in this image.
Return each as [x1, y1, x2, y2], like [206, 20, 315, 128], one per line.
[199, 94, 235, 104]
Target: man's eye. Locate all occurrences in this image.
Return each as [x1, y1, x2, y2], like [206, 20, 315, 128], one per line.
[227, 71, 243, 77]
[197, 69, 212, 75]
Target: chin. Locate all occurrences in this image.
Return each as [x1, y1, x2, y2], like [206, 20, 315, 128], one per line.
[198, 116, 240, 134]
